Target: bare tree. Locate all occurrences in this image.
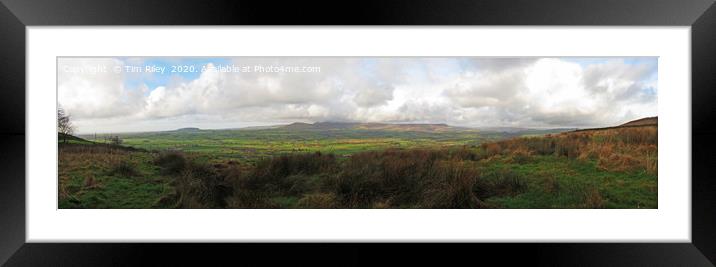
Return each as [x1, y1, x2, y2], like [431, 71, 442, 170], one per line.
[58, 106, 75, 143]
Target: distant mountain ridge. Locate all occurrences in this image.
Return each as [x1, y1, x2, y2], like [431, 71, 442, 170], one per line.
[280, 121, 465, 133]
[174, 127, 202, 132]
[165, 119, 647, 135]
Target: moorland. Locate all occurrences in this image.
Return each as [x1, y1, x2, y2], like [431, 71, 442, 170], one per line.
[58, 118, 657, 209]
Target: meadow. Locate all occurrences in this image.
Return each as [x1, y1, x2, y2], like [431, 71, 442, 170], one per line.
[59, 123, 657, 209]
[86, 127, 510, 163]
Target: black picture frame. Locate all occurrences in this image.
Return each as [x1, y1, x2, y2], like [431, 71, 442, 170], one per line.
[1, 0, 715, 265]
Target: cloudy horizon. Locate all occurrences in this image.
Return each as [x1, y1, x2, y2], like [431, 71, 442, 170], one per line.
[58, 57, 657, 134]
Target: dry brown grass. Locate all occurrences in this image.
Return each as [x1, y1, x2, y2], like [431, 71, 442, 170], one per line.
[489, 126, 657, 175]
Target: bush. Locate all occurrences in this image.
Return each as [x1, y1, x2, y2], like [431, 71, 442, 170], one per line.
[420, 161, 485, 209]
[248, 152, 338, 194]
[335, 149, 442, 208]
[109, 160, 139, 177]
[335, 173, 384, 208]
[175, 162, 232, 208]
[154, 151, 187, 175]
[223, 164, 278, 208]
[508, 148, 532, 164]
[482, 143, 502, 157]
[449, 146, 482, 161]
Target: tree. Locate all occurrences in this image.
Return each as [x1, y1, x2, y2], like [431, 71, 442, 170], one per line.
[109, 135, 123, 145]
[57, 106, 75, 143]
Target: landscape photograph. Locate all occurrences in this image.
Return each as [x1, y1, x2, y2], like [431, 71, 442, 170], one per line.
[57, 57, 658, 209]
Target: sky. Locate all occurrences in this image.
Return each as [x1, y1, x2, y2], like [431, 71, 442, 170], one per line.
[57, 57, 657, 134]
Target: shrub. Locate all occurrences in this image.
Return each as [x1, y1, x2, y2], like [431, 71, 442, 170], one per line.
[449, 146, 482, 161]
[420, 161, 485, 209]
[223, 164, 279, 208]
[335, 173, 384, 208]
[255, 152, 337, 177]
[482, 143, 502, 157]
[554, 137, 582, 158]
[154, 151, 187, 175]
[248, 152, 338, 194]
[175, 162, 232, 208]
[335, 149, 442, 208]
[508, 148, 532, 164]
[525, 137, 556, 155]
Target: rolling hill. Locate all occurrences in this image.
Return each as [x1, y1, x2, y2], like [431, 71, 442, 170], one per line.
[574, 116, 658, 132]
[620, 117, 658, 127]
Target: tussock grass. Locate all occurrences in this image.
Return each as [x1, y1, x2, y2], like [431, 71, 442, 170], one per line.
[488, 126, 657, 175]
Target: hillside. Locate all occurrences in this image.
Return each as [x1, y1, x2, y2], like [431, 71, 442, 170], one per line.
[575, 116, 658, 132]
[58, 133, 94, 144]
[620, 117, 658, 127]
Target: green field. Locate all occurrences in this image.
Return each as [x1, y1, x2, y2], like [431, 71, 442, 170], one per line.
[61, 124, 657, 209]
[86, 127, 513, 162]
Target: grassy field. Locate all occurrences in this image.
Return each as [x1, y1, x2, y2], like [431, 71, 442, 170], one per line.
[480, 156, 656, 208]
[58, 144, 174, 208]
[84, 127, 504, 163]
[60, 124, 657, 209]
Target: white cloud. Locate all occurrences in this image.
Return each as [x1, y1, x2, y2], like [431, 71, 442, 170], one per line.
[57, 57, 658, 133]
[58, 58, 145, 119]
[441, 58, 657, 127]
